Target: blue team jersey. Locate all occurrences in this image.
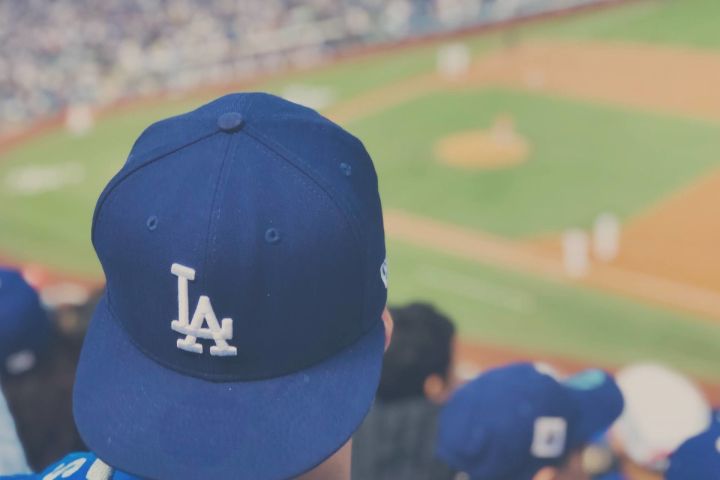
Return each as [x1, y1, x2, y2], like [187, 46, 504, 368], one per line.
[0, 453, 138, 480]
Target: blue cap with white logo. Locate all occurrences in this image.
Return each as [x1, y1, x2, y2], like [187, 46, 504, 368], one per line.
[73, 93, 387, 480]
[666, 416, 720, 480]
[0, 268, 51, 375]
[436, 363, 624, 480]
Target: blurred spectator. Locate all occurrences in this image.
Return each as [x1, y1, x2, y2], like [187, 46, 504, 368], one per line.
[1, 328, 87, 472]
[0, 267, 52, 474]
[437, 363, 624, 480]
[352, 302, 457, 480]
[0, 269, 100, 472]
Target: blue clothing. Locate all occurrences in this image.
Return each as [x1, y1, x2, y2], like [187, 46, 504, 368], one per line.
[0, 453, 137, 480]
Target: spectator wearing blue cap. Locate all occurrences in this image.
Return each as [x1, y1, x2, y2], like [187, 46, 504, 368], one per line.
[12, 92, 392, 480]
[0, 268, 51, 377]
[0, 268, 87, 473]
[353, 302, 458, 480]
[437, 363, 624, 480]
[665, 416, 720, 480]
[0, 267, 54, 476]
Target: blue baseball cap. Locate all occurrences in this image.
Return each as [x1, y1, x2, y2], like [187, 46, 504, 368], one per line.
[436, 363, 624, 480]
[73, 93, 387, 480]
[666, 415, 720, 480]
[0, 268, 51, 375]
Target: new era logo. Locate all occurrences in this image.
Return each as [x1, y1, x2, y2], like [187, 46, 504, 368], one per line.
[380, 258, 388, 289]
[170, 263, 237, 357]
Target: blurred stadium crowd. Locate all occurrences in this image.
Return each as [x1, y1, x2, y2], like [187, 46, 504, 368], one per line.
[1, 0, 602, 134]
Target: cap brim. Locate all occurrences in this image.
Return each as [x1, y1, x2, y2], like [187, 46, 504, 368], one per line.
[563, 370, 624, 447]
[74, 294, 384, 480]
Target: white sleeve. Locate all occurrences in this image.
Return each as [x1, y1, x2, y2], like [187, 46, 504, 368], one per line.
[0, 386, 30, 475]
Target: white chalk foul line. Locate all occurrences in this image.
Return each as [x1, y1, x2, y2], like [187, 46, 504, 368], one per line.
[414, 264, 537, 314]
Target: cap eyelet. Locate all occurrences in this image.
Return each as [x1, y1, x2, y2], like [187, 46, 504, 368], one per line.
[264, 228, 281, 244]
[146, 215, 159, 231]
[340, 162, 352, 176]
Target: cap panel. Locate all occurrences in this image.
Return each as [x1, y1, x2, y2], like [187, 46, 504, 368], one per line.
[94, 135, 231, 378]
[244, 111, 386, 333]
[92, 132, 220, 246]
[92, 94, 255, 240]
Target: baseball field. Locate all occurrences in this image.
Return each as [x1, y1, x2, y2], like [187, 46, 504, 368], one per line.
[2, 0, 720, 384]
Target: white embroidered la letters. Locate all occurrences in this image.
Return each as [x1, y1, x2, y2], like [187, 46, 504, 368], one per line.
[170, 263, 237, 357]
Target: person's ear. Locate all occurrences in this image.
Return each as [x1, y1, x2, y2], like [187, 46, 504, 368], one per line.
[532, 466, 558, 480]
[424, 374, 449, 404]
[381, 307, 393, 352]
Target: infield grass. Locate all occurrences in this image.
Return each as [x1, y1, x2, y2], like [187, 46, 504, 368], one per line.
[350, 89, 720, 236]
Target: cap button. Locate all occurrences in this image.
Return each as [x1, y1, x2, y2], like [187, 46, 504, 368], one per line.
[218, 112, 244, 132]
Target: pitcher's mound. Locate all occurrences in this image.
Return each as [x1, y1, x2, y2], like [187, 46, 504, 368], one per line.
[436, 115, 529, 169]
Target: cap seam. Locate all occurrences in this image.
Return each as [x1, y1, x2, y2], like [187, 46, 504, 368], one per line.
[201, 135, 235, 287]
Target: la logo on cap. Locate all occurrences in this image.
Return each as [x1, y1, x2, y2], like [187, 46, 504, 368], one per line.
[170, 263, 237, 357]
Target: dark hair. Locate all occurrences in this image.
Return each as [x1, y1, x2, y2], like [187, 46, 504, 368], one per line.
[377, 302, 455, 402]
[0, 289, 102, 471]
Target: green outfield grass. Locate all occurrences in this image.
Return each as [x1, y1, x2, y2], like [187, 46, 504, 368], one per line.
[2, 0, 720, 377]
[388, 239, 720, 380]
[350, 89, 720, 236]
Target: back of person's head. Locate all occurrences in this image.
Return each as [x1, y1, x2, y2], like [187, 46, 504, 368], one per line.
[377, 303, 456, 403]
[437, 363, 624, 480]
[352, 303, 457, 480]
